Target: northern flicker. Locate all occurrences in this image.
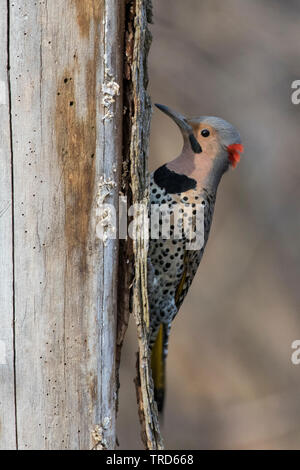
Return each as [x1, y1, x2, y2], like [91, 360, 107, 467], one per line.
[148, 103, 244, 412]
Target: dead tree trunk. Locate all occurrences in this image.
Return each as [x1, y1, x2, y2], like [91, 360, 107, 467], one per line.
[123, 0, 164, 450]
[0, 0, 161, 450]
[0, 0, 123, 450]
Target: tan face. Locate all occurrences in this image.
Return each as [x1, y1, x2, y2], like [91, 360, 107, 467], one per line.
[154, 104, 243, 170]
[188, 121, 220, 160]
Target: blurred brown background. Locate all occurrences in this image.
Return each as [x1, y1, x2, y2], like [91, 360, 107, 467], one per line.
[118, 0, 300, 449]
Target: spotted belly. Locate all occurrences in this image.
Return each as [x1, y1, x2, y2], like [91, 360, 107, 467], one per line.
[148, 174, 215, 344]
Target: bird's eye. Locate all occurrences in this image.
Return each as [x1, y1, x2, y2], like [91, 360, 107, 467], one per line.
[201, 129, 210, 137]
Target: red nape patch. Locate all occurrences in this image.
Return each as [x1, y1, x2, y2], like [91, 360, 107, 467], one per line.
[227, 144, 244, 168]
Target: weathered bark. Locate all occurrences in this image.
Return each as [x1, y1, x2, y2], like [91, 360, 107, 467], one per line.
[1, 0, 124, 450]
[123, 0, 164, 450]
[0, 0, 16, 449]
[0, 0, 159, 450]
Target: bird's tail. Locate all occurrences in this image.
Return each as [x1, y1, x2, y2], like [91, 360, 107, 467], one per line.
[150, 323, 166, 413]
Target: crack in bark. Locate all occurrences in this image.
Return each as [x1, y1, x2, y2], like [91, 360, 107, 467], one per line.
[120, 0, 164, 450]
[6, 0, 18, 450]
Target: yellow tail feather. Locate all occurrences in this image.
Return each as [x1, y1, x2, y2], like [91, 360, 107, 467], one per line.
[151, 324, 165, 412]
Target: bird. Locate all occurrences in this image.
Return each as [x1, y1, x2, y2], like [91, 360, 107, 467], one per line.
[148, 103, 244, 413]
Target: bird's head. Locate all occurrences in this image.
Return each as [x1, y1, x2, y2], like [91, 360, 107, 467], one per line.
[155, 104, 244, 171]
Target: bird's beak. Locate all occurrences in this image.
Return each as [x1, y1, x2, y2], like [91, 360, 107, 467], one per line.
[155, 103, 191, 132]
[155, 103, 202, 153]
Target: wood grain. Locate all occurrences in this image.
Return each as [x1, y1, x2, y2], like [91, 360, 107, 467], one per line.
[4, 0, 123, 449]
[0, 0, 16, 450]
[126, 0, 164, 450]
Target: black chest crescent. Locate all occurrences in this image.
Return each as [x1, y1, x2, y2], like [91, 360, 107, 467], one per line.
[153, 164, 197, 194]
